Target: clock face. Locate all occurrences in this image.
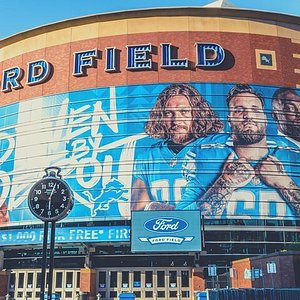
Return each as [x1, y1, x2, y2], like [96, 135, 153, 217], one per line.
[28, 178, 73, 222]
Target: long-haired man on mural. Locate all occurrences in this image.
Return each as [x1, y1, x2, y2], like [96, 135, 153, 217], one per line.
[177, 84, 300, 218]
[272, 87, 300, 147]
[131, 83, 223, 210]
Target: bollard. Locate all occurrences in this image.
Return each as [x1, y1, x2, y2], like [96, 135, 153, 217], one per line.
[153, 292, 157, 300]
[177, 292, 181, 300]
[76, 293, 80, 300]
[96, 292, 101, 300]
[5, 294, 10, 300]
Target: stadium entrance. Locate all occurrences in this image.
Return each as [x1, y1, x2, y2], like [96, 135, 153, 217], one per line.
[8, 269, 80, 300]
[96, 267, 192, 300]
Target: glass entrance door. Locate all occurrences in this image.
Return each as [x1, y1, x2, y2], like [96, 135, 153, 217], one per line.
[8, 269, 80, 300]
[96, 268, 192, 300]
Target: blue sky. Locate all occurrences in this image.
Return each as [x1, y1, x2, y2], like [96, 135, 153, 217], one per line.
[0, 0, 300, 40]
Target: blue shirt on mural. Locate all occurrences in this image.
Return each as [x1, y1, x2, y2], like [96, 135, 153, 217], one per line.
[133, 139, 202, 207]
[176, 134, 300, 219]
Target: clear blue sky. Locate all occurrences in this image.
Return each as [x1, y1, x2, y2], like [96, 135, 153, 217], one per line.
[0, 0, 300, 40]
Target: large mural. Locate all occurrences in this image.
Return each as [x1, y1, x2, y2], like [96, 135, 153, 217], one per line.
[1, 82, 300, 226]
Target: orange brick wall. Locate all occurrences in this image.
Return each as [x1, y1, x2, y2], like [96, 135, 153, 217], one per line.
[231, 252, 300, 289]
[80, 268, 96, 296]
[0, 31, 299, 106]
[193, 268, 206, 291]
[231, 258, 253, 288]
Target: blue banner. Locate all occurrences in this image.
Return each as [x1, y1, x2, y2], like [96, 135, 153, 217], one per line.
[0, 226, 130, 245]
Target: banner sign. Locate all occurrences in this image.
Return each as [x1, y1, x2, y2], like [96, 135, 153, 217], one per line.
[1, 82, 300, 226]
[0, 225, 130, 246]
[131, 210, 201, 252]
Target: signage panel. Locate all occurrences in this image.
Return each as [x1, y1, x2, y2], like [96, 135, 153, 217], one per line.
[131, 210, 202, 252]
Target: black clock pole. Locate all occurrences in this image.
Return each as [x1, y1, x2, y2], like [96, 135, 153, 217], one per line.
[48, 221, 56, 300]
[28, 166, 74, 300]
[40, 221, 49, 300]
[39, 220, 56, 300]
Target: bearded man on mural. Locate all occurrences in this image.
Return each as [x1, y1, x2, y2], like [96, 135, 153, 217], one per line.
[131, 83, 223, 211]
[272, 87, 300, 148]
[177, 84, 300, 218]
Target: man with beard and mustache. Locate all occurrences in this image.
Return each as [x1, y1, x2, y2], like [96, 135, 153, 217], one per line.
[131, 83, 223, 210]
[272, 88, 300, 148]
[177, 84, 300, 218]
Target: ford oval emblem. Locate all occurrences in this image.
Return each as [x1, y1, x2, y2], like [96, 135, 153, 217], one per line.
[144, 217, 188, 233]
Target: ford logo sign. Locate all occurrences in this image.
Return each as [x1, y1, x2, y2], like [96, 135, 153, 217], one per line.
[144, 217, 188, 233]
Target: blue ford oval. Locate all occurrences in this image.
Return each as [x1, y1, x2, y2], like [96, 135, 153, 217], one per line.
[144, 217, 188, 233]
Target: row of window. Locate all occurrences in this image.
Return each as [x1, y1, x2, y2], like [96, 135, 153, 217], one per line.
[5, 218, 298, 231]
[204, 219, 300, 226]
[204, 242, 295, 256]
[9, 270, 80, 299]
[10, 271, 80, 289]
[204, 230, 300, 242]
[98, 270, 189, 289]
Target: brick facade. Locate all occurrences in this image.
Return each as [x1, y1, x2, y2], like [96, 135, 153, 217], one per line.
[231, 251, 300, 288]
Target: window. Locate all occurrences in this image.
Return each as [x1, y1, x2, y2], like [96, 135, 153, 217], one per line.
[122, 271, 129, 288]
[182, 291, 190, 298]
[65, 291, 72, 298]
[207, 231, 230, 241]
[133, 271, 141, 288]
[110, 291, 117, 298]
[157, 291, 165, 298]
[145, 271, 153, 288]
[157, 271, 165, 288]
[170, 291, 177, 297]
[56, 272, 63, 288]
[266, 231, 284, 242]
[145, 291, 153, 298]
[18, 273, 24, 289]
[285, 232, 299, 243]
[27, 273, 33, 288]
[9, 273, 15, 289]
[110, 271, 117, 288]
[169, 271, 177, 288]
[181, 271, 189, 287]
[99, 271, 106, 288]
[66, 272, 73, 288]
[134, 291, 141, 298]
[36, 273, 41, 288]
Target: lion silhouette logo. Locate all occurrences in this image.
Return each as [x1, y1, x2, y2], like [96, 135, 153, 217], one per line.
[83, 178, 128, 216]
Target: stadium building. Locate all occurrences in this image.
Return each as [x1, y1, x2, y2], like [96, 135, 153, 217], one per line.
[0, 0, 300, 299]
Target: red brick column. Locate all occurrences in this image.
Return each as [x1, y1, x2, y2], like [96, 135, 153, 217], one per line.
[231, 258, 253, 288]
[80, 268, 96, 299]
[0, 271, 9, 297]
[193, 268, 206, 291]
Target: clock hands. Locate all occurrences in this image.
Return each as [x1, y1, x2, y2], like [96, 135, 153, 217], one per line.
[48, 183, 57, 210]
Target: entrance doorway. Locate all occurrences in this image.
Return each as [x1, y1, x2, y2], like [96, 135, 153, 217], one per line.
[96, 268, 192, 300]
[8, 269, 80, 299]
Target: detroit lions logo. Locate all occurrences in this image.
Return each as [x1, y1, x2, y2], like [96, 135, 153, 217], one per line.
[83, 178, 128, 216]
